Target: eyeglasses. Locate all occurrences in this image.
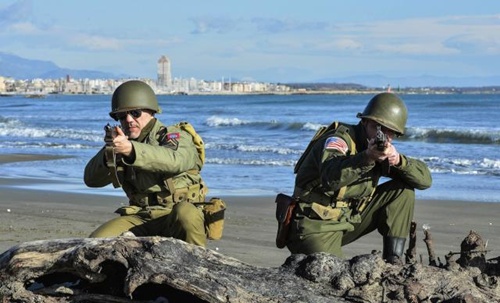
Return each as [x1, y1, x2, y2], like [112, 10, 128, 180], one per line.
[112, 109, 143, 121]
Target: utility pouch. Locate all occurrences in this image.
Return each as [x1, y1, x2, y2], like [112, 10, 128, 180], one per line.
[115, 205, 142, 216]
[275, 193, 296, 249]
[203, 197, 226, 240]
[310, 202, 342, 220]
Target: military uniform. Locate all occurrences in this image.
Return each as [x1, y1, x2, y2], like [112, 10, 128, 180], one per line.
[84, 118, 208, 246]
[286, 121, 432, 257]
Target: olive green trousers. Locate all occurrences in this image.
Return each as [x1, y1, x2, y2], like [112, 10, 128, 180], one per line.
[286, 179, 415, 257]
[89, 201, 207, 247]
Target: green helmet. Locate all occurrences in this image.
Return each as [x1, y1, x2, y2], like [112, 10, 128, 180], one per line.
[356, 92, 407, 135]
[109, 80, 161, 119]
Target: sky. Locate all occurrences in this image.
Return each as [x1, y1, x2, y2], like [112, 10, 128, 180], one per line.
[1, 0, 500, 83]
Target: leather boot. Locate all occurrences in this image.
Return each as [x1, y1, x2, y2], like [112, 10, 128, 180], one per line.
[383, 237, 406, 265]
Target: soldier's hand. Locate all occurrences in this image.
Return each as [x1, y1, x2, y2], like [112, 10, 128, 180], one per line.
[366, 139, 400, 166]
[386, 143, 401, 166]
[365, 138, 387, 163]
[112, 127, 133, 157]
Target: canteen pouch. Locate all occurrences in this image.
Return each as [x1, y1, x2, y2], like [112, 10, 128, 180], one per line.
[275, 193, 296, 249]
[203, 197, 226, 240]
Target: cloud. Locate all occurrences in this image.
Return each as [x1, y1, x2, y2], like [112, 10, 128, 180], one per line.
[0, 0, 31, 27]
[8, 21, 39, 34]
[190, 16, 239, 34]
[189, 16, 330, 35]
[251, 17, 329, 33]
[375, 42, 459, 56]
[69, 34, 124, 51]
[444, 34, 500, 55]
[329, 15, 500, 57]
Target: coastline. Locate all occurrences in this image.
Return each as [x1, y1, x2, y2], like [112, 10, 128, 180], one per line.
[1, 154, 499, 267]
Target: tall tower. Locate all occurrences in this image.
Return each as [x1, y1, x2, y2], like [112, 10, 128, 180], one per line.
[157, 55, 172, 88]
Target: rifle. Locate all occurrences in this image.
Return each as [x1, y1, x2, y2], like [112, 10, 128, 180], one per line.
[375, 125, 387, 151]
[375, 125, 390, 174]
[104, 123, 124, 188]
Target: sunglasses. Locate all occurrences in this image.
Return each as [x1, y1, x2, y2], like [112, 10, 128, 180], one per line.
[112, 109, 144, 121]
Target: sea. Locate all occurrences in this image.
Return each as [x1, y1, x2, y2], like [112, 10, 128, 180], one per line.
[0, 93, 499, 203]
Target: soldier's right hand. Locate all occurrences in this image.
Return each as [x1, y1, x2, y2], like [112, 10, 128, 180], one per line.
[111, 127, 133, 157]
[365, 138, 388, 163]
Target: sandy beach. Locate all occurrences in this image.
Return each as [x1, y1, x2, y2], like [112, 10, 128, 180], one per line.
[1, 154, 499, 268]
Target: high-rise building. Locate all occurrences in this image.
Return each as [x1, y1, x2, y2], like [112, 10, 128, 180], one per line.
[157, 55, 172, 88]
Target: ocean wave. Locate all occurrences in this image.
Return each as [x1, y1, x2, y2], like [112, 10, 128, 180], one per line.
[205, 116, 253, 127]
[405, 127, 500, 145]
[205, 115, 325, 132]
[0, 141, 96, 149]
[0, 116, 21, 125]
[423, 156, 500, 177]
[206, 157, 296, 166]
[0, 119, 101, 142]
[205, 142, 302, 155]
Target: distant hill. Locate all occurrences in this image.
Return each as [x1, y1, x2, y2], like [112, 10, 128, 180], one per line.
[0, 52, 123, 80]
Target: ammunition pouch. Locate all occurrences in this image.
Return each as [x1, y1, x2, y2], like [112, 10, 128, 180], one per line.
[310, 203, 342, 220]
[294, 186, 373, 214]
[129, 183, 206, 208]
[294, 188, 372, 225]
[200, 197, 226, 240]
[294, 188, 350, 209]
[275, 193, 297, 249]
[115, 205, 172, 219]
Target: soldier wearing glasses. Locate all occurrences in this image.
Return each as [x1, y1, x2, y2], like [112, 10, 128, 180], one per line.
[84, 80, 208, 246]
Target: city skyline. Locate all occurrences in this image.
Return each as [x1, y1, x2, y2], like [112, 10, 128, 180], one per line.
[1, 1, 500, 86]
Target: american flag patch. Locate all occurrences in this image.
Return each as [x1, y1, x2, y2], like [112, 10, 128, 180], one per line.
[324, 137, 348, 154]
[167, 132, 180, 140]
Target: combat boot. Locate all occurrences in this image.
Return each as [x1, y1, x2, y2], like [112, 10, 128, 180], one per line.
[383, 236, 406, 265]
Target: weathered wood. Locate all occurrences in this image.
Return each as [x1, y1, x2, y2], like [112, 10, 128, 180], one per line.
[423, 228, 437, 266]
[406, 221, 417, 263]
[1, 234, 500, 303]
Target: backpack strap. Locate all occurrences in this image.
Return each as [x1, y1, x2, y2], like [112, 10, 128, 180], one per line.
[294, 121, 339, 174]
[176, 121, 205, 165]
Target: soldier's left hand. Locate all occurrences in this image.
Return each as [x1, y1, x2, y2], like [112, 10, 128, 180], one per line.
[386, 143, 401, 166]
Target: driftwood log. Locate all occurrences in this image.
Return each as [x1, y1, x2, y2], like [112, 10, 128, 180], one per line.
[1, 231, 500, 303]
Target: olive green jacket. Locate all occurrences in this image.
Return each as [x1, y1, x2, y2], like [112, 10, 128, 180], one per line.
[295, 122, 432, 201]
[84, 119, 205, 203]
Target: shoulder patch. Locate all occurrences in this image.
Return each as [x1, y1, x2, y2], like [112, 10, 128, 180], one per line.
[324, 136, 348, 155]
[158, 127, 179, 150]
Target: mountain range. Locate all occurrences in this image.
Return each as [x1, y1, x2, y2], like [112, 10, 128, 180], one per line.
[1, 51, 499, 87]
[0, 52, 122, 80]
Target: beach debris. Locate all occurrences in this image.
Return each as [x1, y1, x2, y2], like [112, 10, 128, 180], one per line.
[6, 209, 10, 213]
[423, 226, 438, 267]
[1, 232, 500, 303]
[405, 221, 417, 263]
[457, 230, 488, 271]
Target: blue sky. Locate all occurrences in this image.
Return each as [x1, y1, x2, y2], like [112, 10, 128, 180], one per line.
[1, 0, 500, 83]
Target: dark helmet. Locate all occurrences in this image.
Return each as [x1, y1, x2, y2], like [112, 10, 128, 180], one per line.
[109, 80, 161, 119]
[356, 92, 408, 135]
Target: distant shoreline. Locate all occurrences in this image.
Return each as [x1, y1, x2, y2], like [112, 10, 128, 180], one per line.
[2, 88, 500, 97]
